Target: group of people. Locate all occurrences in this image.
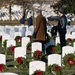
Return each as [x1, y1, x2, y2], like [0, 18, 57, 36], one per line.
[20, 8, 67, 54]
[20, 11, 33, 27]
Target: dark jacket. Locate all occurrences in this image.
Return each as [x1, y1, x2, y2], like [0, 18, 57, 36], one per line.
[27, 16, 33, 26]
[48, 15, 67, 32]
[58, 15, 67, 30]
[51, 26, 57, 37]
[34, 14, 47, 41]
[20, 17, 25, 24]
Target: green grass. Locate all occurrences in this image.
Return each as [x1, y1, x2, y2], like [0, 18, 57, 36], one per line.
[0, 20, 75, 26]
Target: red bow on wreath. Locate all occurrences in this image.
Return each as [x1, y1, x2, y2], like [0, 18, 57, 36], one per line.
[35, 70, 42, 75]
[68, 57, 75, 66]
[35, 50, 41, 58]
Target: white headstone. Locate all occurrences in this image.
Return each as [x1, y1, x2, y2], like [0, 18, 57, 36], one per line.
[48, 54, 61, 66]
[73, 42, 75, 52]
[14, 32, 21, 39]
[14, 47, 26, 59]
[0, 54, 6, 65]
[7, 40, 16, 47]
[62, 46, 74, 57]
[55, 36, 60, 45]
[66, 34, 72, 40]
[25, 31, 32, 36]
[32, 42, 42, 53]
[29, 61, 46, 75]
[0, 72, 18, 75]
[2, 34, 11, 47]
[22, 37, 30, 47]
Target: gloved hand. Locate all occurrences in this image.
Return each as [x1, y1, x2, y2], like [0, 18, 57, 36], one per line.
[47, 16, 54, 21]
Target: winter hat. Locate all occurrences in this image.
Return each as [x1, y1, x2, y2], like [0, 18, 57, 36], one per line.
[58, 8, 64, 14]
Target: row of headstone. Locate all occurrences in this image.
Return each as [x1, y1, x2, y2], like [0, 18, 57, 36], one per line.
[1, 25, 75, 39]
[29, 53, 61, 75]
[0, 25, 75, 75]
[29, 44, 75, 75]
[0, 26, 34, 44]
[0, 53, 61, 75]
[0, 40, 75, 75]
[55, 32, 75, 45]
[4, 25, 33, 38]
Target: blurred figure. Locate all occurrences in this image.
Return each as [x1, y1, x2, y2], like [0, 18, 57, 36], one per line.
[27, 11, 33, 27]
[48, 8, 67, 52]
[20, 16, 25, 25]
[33, 9, 47, 53]
[51, 26, 57, 38]
[67, 18, 71, 25]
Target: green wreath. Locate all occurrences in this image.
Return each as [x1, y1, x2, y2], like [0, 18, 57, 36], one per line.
[15, 36, 22, 47]
[3, 40, 7, 48]
[46, 64, 62, 75]
[54, 43, 61, 54]
[6, 45, 15, 55]
[33, 50, 45, 60]
[32, 70, 45, 75]
[0, 64, 8, 72]
[66, 38, 75, 46]
[26, 38, 35, 51]
[15, 57, 28, 70]
[63, 53, 75, 67]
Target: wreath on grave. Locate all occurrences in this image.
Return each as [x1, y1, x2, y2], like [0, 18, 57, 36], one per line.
[46, 45, 55, 55]
[63, 53, 75, 67]
[15, 36, 22, 47]
[26, 41, 32, 51]
[72, 38, 75, 42]
[0, 64, 8, 72]
[7, 45, 15, 55]
[33, 50, 45, 60]
[26, 38, 34, 51]
[54, 43, 61, 54]
[3, 40, 7, 48]
[15, 57, 28, 70]
[32, 70, 45, 75]
[46, 64, 62, 75]
[66, 38, 75, 46]
[27, 35, 32, 40]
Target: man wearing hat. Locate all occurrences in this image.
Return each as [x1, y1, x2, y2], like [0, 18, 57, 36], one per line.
[48, 8, 67, 53]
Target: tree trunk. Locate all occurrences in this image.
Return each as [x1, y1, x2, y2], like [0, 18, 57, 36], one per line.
[9, 3, 11, 20]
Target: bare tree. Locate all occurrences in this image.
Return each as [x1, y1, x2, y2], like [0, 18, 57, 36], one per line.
[0, 0, 53, 20]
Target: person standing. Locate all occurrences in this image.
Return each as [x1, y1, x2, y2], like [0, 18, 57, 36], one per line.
[20, 16, 25, 25]
[33, 9, 47, 53]
[27, 11, 33, 27]
[48, 8, 67, 52]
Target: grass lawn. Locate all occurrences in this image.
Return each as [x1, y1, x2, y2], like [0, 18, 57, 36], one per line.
[0, 20, 75, 26]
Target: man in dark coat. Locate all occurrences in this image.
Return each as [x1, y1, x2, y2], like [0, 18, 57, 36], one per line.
[20, 16, 25, 25]
[48, 8, 67, 52]
[27, 16, 33, 26]
[27, 11, 33, 27]
[33, 9, 47, 53]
